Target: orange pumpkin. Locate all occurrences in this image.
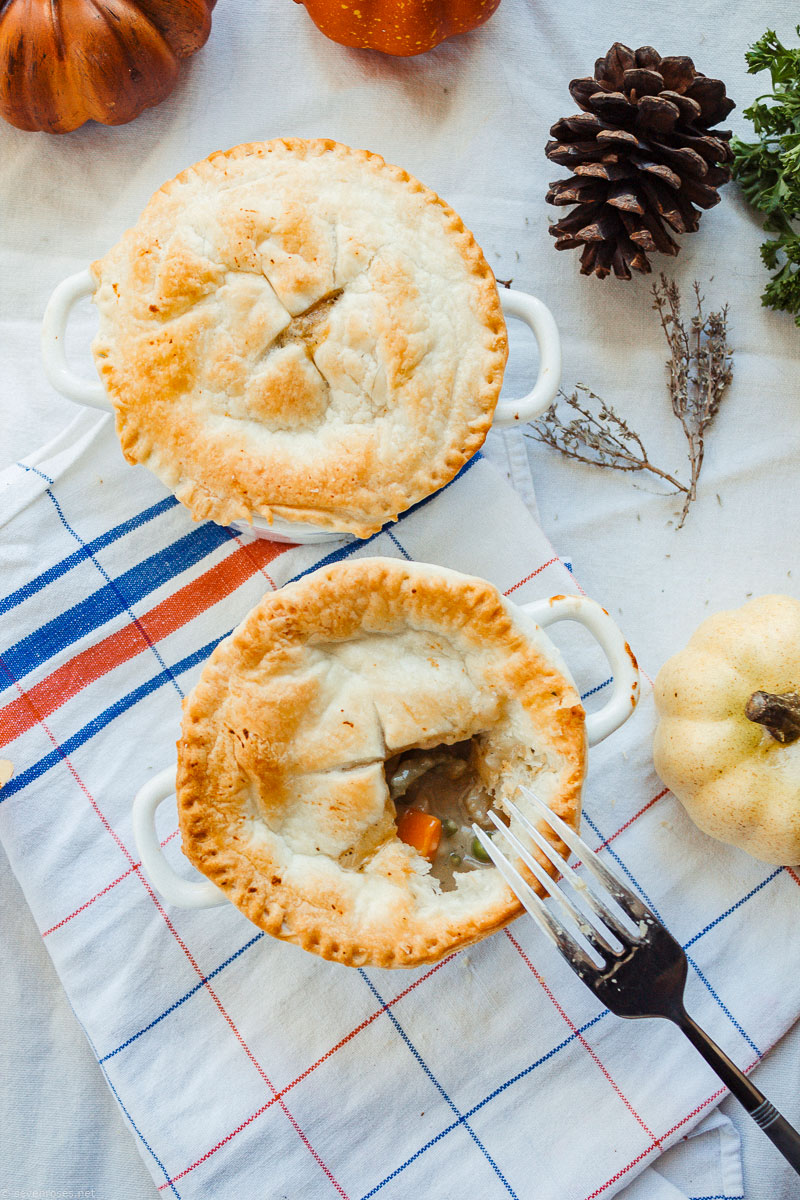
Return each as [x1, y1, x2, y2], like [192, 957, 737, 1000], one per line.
[295, 0, 502, 57]
[0, 0, 216, 134]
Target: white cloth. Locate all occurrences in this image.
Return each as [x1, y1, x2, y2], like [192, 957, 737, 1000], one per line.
[2, 1, 800, 1197]
[0, 408, 791, 1200]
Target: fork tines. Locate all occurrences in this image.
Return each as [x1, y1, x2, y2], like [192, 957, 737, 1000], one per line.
[472, 788, 653, 972]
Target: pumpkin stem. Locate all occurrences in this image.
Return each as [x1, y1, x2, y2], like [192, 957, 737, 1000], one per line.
[745, 690, 800, 745]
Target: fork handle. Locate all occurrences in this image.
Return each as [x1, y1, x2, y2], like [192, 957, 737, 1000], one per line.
[675, 1010, 800, 1174]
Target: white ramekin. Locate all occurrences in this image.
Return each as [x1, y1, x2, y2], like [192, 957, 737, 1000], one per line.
[41, 271, 562, 545]
[132, 592, 639, 909]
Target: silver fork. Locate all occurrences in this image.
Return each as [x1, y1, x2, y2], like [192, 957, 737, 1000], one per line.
[473, 789, 800, 1172]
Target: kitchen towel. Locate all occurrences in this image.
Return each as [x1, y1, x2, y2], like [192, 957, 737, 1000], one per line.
[0, 409, 792, 1200]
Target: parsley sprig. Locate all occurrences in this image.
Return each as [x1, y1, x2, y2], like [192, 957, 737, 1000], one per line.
[732, 27, 800, 323]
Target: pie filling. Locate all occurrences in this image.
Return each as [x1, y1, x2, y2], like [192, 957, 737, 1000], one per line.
[384, 739, 502, 890]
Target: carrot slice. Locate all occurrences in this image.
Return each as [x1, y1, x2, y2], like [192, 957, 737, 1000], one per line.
[396, 808, 442, 861]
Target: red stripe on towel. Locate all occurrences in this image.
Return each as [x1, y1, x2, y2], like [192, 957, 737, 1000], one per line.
[41, 829, 180, 938]
[0, 539, 286, 748]
[503, 558, 560, 595]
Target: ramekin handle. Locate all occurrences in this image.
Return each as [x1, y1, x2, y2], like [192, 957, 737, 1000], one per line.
[517, 595, 640, 746]
[41, 269, 112, 412]
[493, 288, 562, 426]
[133, 767, 228, 909]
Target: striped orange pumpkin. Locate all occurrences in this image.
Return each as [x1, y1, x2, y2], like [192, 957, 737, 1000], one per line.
[0, 0, 216, 134]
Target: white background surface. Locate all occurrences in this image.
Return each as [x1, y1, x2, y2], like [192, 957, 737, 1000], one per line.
[1, 0, 799, 1196]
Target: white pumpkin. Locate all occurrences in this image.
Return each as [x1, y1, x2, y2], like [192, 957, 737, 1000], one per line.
[653, 594, 800, 865]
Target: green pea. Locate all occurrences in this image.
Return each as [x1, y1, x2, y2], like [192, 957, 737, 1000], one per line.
[471, 834, 493, 862]
[442, 818, 459, 837]
[449, 852, 462, 867]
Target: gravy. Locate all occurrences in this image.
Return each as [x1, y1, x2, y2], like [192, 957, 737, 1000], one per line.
[385, 741, 498, 889]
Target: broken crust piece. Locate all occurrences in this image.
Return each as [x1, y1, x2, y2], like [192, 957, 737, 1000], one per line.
[176, 558, 586, 967]
[91, 139, 507, 537]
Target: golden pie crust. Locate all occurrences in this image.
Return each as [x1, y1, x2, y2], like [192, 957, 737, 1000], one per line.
[176, 558, 586, 967]
[90, 139, 508, 537]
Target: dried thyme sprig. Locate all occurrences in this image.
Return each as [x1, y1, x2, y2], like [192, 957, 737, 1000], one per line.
[527, 276, 733, 527]
[530, 387, 688, 494]
[651, 274, 733, 525]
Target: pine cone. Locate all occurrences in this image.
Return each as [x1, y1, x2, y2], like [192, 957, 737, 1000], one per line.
[546, 43, 735, 280]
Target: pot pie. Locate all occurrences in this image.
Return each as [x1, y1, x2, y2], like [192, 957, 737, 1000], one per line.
[176, 558, 587, 967]
[90, 139, 508, 537]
